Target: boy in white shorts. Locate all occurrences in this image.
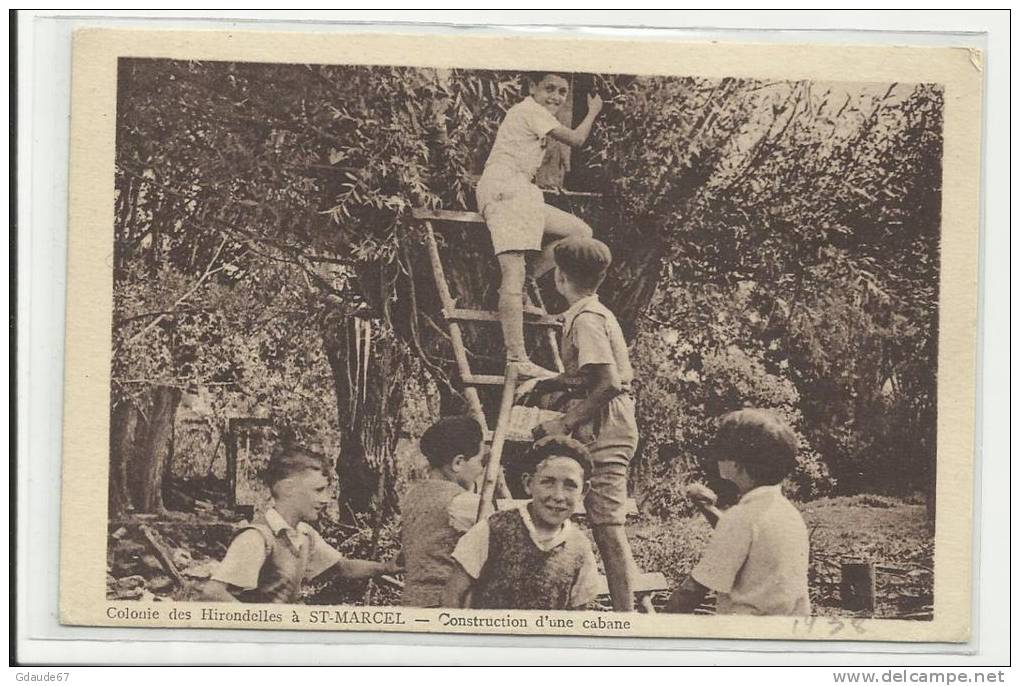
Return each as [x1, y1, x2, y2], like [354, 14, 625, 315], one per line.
[476, 72, 603, 378]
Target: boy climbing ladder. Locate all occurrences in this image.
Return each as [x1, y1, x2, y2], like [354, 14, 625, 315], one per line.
[476, 71, 603, 379]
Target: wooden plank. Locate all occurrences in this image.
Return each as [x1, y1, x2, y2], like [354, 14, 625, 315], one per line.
[496, 498, 639, 517]
[445, 308, 561, 327]
[412, 208, 485, 224]
[139, 524, 187, 589]
[594, 572, 670, 597]
[463, 373, 506, 386]
[459, 174, 602, 197]
[542, 187, 603, 198]
[412, 196, 599, 224]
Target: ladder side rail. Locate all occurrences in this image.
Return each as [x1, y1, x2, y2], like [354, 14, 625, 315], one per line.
[422, 220, 486, 427]
[526, 281, 564, 373]
[475, 363, 519, 522]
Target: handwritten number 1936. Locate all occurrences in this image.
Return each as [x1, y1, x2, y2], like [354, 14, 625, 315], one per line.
[792, 616, 866, 635]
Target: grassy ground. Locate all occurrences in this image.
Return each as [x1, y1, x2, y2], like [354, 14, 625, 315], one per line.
[625, 494, 934, 619]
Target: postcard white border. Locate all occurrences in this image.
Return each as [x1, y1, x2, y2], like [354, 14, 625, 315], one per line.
[15, 9, 1011, 664]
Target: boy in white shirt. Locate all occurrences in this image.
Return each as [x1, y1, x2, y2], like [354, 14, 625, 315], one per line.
[476, 72, 604, 379]
[664, 409, 811, 616]
[200, 444, 399, 603]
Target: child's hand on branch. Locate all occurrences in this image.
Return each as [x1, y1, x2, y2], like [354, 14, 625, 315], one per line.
[685, 483, 718, 509]
[587, 92, 604, 116]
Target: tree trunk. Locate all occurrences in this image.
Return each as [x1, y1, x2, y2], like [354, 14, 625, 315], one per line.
[322, 310, 405, 524]
[109, 399, 141, 516]
[134, 386, 182, 513]
[594, 234, 664, 341]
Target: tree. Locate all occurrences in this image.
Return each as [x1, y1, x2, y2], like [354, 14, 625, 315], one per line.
[110, 60, 943, 520]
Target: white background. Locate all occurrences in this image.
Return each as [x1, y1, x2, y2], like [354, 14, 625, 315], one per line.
[11, 9, 1013, 671]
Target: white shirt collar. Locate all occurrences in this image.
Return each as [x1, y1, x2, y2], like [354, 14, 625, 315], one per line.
[523, 96, 552, 117]
[562, 294, 600, 330]
[265, 506, 313, 550]
[738, 483, 784, 505]
[520, 502, 571, 551]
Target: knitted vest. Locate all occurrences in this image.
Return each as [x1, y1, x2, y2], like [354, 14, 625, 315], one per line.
[233, 513, 312, 604]
[400, 479, 466, 607]
[473, 509, 587, 610]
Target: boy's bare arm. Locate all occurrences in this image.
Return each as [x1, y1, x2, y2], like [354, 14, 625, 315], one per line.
[662, 576, 710, 614]
[514, 374, 570, 402]
[534, 364, 621, 438]
[548, 93, 603, 148]
[442, 566, 474, 608]
[198, 579, 241, 603]
[333, 557, 402, 580]
[697, 503, 724, 528]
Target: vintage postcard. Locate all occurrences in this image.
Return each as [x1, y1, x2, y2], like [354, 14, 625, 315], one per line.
[60, 26, 982, 643]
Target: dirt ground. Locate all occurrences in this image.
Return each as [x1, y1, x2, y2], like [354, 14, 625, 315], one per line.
[108, 494, 933, 619]
[628, 494, 933, 619]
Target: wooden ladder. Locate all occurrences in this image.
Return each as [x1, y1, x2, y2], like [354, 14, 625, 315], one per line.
[413, 207, 562, 516]
[412, 206, 670, 607]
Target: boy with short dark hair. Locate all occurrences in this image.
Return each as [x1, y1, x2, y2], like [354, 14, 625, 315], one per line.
[664, 409, 811, 616]
[200, 444, 399, 603]
[400, 415, 487, 607]
[515, 235, 640, 611]
[477, 71, 603, 379]
[442, 436, 601, 610]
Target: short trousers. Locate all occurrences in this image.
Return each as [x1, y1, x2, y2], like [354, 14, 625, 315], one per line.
[585, 462, 631, 526]
[582, 395, 639, 526]
[476, 166, 546, 255]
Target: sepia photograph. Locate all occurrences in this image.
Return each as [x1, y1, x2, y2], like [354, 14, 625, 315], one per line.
[57, 28, 982, 642]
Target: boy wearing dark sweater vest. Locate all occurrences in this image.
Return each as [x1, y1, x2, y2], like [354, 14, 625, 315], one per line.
[400, 416, 486, 607]
[443, 436, 601, 610]
[200, 444, 399, 603]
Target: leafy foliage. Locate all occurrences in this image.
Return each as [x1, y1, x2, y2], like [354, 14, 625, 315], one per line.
[111, 60, 942, 521]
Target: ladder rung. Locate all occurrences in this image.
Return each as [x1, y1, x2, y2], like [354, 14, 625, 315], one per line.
[463, 373, 505, 386]
[445, 308, 561, 327]
[412, 208, 485, 223]
[496, 498, 639, 517]
[482, 431, 535, 444]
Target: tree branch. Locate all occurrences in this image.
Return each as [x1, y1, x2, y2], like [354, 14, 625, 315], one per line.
[116, 235, 228, 352]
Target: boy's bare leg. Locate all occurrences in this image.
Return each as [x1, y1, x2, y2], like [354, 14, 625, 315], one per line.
[497, 252, 555, 379]
[592, 524, 636, 612]
[531, 204, 593, 279]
